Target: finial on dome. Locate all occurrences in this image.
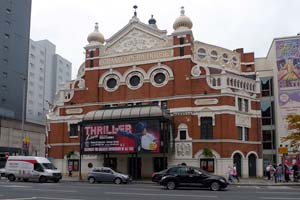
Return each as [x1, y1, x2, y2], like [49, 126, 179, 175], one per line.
[87, 22, 104, 44]
[180, 6, 185, 15]
[94, 22, 99, 31]
[133, 5, 138, 17]
[173, 6, 193, 31]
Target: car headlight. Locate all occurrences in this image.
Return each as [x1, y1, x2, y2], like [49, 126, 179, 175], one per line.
[219, 179, 226, 183]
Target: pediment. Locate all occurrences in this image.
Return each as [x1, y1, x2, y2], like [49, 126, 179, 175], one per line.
[104, 19, 168, 54]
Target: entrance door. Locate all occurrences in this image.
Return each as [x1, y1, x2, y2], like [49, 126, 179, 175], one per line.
[104, 157, 117, 170]
[248, 154, 257, 177]
[153, 157, 167, 172]
[128, 157, 141, 179]
[233, 153, 242, 177]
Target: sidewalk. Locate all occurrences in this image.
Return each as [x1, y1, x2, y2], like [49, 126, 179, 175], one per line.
[61, 176, 300, 186]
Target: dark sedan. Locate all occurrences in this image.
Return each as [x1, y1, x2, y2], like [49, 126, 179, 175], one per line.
[160, 166, 228, 191]
[152, 169, 168, 183]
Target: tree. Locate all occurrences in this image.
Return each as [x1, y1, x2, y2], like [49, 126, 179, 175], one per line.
[281, 114, 300, 150]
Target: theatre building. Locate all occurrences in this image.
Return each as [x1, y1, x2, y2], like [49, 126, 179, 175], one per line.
[47, 7, 262, 178]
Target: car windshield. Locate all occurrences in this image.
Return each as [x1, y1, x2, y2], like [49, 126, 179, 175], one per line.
[193, 167, 210, 175]
[41, 163, 56, 169]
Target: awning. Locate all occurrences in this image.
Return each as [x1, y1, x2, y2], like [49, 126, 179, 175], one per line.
[83, 106, 170, 121]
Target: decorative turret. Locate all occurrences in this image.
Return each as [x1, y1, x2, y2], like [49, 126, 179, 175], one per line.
[87, 22, 105, 45]
[148, 15, 157, 28]
[173, 6, 193, 31]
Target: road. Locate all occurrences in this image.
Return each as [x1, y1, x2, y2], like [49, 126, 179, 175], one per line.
[0, 179, 299, 200]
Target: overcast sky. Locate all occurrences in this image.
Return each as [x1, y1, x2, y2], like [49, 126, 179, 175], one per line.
[30, 0, 300, 79]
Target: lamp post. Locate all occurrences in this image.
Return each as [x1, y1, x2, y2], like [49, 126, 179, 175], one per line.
[20, 76, 28, 155]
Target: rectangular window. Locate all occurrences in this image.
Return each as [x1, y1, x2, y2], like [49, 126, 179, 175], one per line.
[238, 126, 243, 140]
[238, 98, 242, 111]
[262, 130, 276, 150]
[244, 127, 249, 141]
[261, 77, 273, 97]
[179, 130, 186, 140]
[68, 159, 79, 171]
[246, 64, 252, 71]
[200, 117, 213, 139]
[4, 46, 9, 51]
[179, 47, 184, 56]
[179, 37, 184, 45]
[261, 101, 274, 125]
[200, 159, 214, 173]
[69, 124, 78, 137]
[6, 8, 11, 14]
[90, 60, 94, 67]
[2, 72, 8, 78]
[244, 99, 249, 112]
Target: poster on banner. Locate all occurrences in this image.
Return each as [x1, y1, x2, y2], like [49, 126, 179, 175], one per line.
[276, 39, 300, 109]
[82, 120, 160, 154]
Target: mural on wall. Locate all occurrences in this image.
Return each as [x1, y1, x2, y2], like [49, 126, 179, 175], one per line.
[276, 39, 300, 109]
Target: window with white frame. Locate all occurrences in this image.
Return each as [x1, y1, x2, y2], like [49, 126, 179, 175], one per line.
[237, 97, 250, 112]
[237, 126, 249, 141]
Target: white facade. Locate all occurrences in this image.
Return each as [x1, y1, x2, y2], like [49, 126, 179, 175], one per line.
[256, 35, 300, 166]
[26, 39, 72, 124]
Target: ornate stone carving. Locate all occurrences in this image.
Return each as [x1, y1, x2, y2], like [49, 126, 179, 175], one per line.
[106, 29, 165, 54]
[176, 142, 192, 158]
[235, 113, 251, 127]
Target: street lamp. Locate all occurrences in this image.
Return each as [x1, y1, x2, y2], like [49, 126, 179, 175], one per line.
[20, 76, 29, 156]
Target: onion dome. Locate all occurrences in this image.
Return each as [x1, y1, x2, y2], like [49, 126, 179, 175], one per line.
[87, 22, 104, 44]
[173, 6, 193, 31]
[148, 15, 157, 28]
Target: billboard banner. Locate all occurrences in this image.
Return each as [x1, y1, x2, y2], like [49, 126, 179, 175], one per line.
[81, 120, 160, 154]
[276, 39, 300, 108]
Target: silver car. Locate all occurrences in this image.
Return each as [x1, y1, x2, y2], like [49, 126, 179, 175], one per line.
[87, 167, 131, 184]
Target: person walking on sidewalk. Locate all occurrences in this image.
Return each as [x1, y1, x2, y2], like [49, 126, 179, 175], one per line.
[227, 166, 235, 183]
[233, 165, 239, 182]
[275, 164, 283, 183]
[266, 164, 275, 180]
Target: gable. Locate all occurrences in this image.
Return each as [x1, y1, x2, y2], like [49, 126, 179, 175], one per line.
[105, 28, 168, 54]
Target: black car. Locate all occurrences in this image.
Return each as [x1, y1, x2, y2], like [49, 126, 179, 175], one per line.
[152, 169, 168, 183]
[160, 166, 228, 191]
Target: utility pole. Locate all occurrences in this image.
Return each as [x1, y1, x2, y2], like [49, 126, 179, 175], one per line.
[21, 76, 27, 155]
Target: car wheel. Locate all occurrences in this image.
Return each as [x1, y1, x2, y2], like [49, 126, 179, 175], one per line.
[210, 181, 220, 191]
[39, 176, 47, 183]
[114, 177, 122, 184]
[23, 178, 29, 182]
[166, 181, 176, 190]
[8, 174, 16, 182]
[53, 178, 60, 183]
[88, 177, 96, 184]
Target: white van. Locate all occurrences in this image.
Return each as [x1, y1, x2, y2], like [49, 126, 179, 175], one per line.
[5, 156, 62, 183]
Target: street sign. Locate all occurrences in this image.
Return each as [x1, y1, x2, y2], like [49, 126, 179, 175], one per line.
[278, 147, 288, 154]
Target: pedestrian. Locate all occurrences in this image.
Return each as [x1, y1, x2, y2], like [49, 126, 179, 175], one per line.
[233, 165, 239, 182]
[68, 165, 72, 177]
[292, 164, 298, 182]
[227, 166, 235, 183]
[275, 164, 283, 182]
[266, 163, 274, 180]
[284, 164, 290, 182]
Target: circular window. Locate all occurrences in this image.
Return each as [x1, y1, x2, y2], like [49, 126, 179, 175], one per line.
[222, 53, 229, 63]
[154, 73, 166, 84]
[232, 56, 238, 66]
[197, 48, 206, 59]
[129, 75, 140, 87]
[126, 72, 144, 90]
[103, 74, 120, 92]
[210, 50, 218, 60]
[107, 78, 117, 89]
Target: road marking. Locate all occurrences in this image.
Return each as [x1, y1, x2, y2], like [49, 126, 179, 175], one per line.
[260, 197, 300, 200]
[105, 192, 218, 198]
[2, 185, 31, 188]
[0, 198, 36, 200]
[36, 197, 85, 200]
[257, 192, 300, 194]
[10, 188, 77, 193]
